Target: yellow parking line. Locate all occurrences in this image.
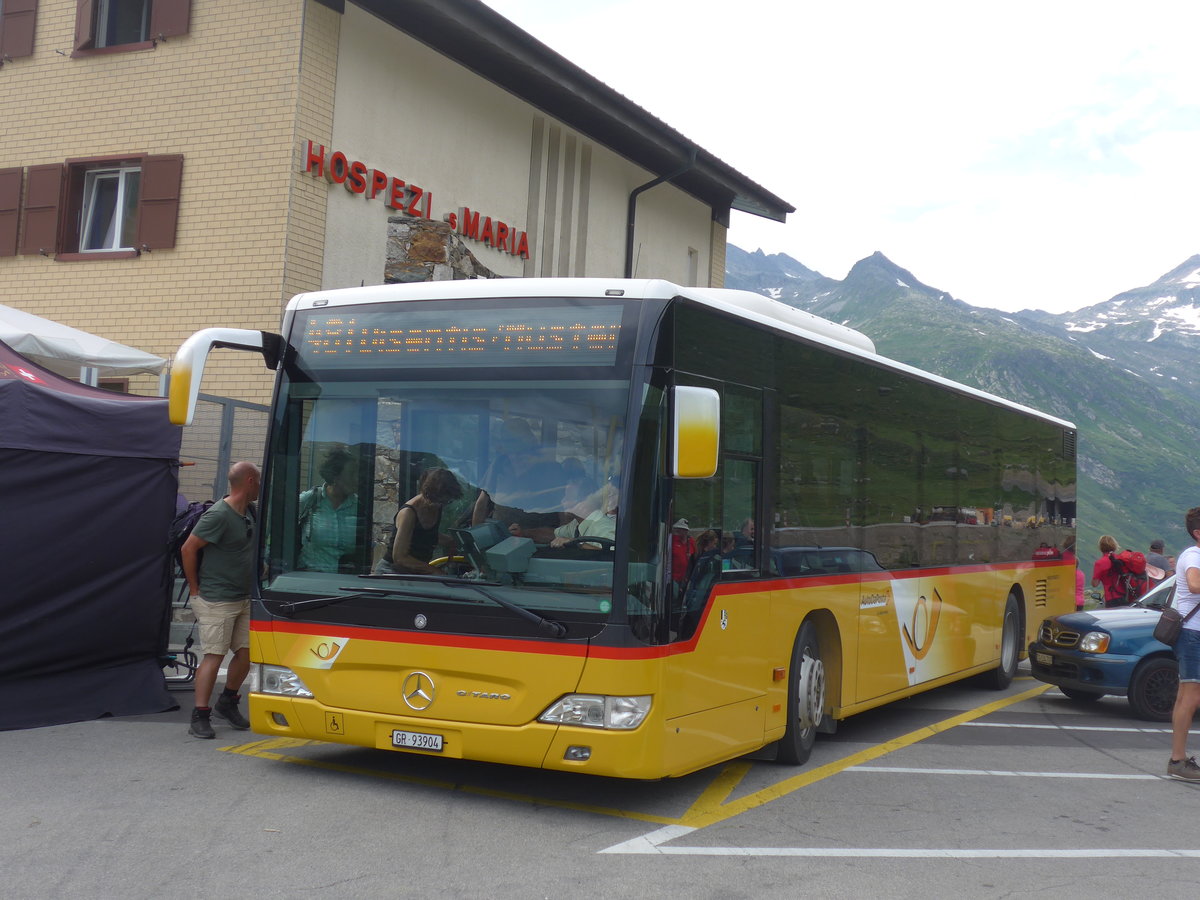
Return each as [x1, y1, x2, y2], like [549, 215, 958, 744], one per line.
[677, 683, 1050, 829]
[680, 761, 754, 821]
[219, 684, 1049, 828]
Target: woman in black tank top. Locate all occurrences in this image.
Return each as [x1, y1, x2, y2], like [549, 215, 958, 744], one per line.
[377, 468, 463, 575]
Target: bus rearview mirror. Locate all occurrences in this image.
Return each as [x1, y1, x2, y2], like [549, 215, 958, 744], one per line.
[671, 385, 720, 478]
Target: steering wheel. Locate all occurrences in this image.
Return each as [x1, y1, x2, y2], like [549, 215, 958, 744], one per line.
[562, 536, 617, 550]
[427, 554, 471, 576]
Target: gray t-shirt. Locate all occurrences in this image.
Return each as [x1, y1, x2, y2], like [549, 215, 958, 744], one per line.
[192, 498, 256, 601]
[1147, 550, 1171, 574]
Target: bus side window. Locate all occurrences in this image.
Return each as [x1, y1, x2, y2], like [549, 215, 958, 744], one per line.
[722, 459, 758, 572]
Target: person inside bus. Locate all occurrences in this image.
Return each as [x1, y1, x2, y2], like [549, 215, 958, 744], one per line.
[297, 448, 359, 573]
[684, 529, 720, 600]
[677, 529, 720, 639]
[374, 467, 463, 575]
[474, 418, 566, 515]
[723, 518, 756, 569]
[549, 475, 619, 548]
[504, 461, 602, 544]
[670, 518, 696, 598]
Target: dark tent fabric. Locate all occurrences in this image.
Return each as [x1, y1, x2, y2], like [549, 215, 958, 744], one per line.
[0, 340, 182, 730]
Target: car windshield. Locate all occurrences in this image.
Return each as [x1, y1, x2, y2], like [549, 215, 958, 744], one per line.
[1134, 575, 1176, 610]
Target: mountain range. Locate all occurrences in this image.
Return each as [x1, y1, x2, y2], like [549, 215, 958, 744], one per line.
[724, 244, 1200, 575]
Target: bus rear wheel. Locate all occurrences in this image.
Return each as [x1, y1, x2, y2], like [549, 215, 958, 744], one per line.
[776, 621, 824, 765]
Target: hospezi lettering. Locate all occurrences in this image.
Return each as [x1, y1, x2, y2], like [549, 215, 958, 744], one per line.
[304, 141, 529, 259]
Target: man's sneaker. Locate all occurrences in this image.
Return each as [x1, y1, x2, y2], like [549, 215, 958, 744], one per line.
[188, 708, 215, 739]
[1167, 757, 1200, 780]
[214, 693, 250, 730]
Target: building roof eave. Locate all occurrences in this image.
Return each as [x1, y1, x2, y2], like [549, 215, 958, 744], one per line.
[351, 0, 794, 223]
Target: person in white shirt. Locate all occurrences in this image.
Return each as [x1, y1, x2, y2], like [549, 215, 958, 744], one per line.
[1167, 506, 1200, 780]
[550, 477, 618, 548]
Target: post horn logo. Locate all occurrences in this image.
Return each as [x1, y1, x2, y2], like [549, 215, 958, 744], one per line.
[902, 588, 943, 661]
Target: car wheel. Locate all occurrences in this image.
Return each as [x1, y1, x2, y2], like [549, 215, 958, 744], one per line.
[1127, 656, 1178, 722]
[982, 594, 1020, 689]
[1059, 687, 1105, 703]
[775, 621, 824, 765]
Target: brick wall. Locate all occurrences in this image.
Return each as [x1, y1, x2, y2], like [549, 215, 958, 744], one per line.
[0, 0, 338, 404]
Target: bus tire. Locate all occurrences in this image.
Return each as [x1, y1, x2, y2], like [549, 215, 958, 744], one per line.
[983, 594, 1020, 690]
[775, 621, 824, 765]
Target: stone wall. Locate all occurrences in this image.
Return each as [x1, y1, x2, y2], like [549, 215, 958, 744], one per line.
[384, 217, 500, 283]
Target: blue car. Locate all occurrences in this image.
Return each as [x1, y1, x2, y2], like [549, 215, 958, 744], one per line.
[1028, 576, 1178, 721]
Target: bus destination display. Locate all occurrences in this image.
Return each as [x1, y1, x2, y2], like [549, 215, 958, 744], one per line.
[298, 306, 623, 368]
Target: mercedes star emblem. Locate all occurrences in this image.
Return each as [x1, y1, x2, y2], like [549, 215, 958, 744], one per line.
[402, 671, 436, 710]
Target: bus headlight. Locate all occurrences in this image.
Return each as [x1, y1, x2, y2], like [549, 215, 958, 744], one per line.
[248, 664, 314, 698]
[1079, 632, 1110, 653]
[538, 694, 651, 729]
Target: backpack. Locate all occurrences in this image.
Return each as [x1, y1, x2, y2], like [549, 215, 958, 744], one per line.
[1108, 550, 1149, 604]
[168, 500, 215, 570]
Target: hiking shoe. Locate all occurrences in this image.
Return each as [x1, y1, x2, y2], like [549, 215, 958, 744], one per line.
[188, 708, 215, 739]
[214, 693, 250, 730]
[1167, 757, 1200, 780]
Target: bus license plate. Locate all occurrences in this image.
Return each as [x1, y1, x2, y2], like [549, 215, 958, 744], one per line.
[391, 729, 443, 752]
[1036, 652, 1052, 667]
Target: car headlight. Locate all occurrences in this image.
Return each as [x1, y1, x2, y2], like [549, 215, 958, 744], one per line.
[538, 694, 651, 729]
[1079, 632, 1111, 653]
[248, 664, 314, 698]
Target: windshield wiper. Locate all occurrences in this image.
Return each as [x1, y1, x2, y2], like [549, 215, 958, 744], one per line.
[273, 588, 408, 617]
[275, 578, 569, 638]
[361, 573, 567, 637]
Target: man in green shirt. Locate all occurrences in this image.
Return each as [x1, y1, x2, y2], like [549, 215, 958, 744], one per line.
[180, 461, 260, 739]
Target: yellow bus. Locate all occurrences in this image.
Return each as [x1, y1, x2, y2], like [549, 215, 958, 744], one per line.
[169, 279, 1076, 779]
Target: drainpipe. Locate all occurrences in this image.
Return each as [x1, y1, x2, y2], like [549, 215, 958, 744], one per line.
[624, 146, 699, 279]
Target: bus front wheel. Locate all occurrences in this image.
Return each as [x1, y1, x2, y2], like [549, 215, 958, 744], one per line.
[776, 621, 824, 765]
[982, 594, 1020, 690]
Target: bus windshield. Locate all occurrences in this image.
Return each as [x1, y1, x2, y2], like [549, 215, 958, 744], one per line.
[260, 300, 636, 636]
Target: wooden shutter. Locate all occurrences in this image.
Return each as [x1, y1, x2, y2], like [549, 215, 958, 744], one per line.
[20, 164, 64, 255]
[136, 154, 183, 250]
[0, 168, 22, 257]
[0, 0, 39, 59]
[73, 0, 96, 51]
[149, 0, 191, 40]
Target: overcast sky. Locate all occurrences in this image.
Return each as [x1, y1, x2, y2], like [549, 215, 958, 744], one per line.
[480, 0, 1200, 313]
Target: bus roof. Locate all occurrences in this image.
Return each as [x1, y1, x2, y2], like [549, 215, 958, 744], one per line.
[287, 279, 1075, 430]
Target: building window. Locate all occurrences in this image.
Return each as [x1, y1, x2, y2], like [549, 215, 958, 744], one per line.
[73, 0, 191, 55]
[80, 166, 141, 251]
[95, 0, 149, 48]
[19, 154, 183, 258]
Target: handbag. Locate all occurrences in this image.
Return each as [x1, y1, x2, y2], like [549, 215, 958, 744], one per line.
[1153, 600, 1200, 646]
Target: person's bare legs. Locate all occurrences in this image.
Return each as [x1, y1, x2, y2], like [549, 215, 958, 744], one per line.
[193, 653, 225, 710]
[1170, 681, 1200, 761]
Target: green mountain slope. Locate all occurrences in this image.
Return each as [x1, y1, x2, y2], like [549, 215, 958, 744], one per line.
[726, 248, 1200, 572]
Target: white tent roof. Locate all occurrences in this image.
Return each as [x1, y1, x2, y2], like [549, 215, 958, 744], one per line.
[0, 304, 166, 378]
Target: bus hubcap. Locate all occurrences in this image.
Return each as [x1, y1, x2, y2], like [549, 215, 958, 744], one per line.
[797, 651, 825, 731]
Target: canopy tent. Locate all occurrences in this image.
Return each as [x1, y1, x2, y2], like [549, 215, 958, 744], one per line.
[0, 303, 166, 382]
[0, 340, 181, 730]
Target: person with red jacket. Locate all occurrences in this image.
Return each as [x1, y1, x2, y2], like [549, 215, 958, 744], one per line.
[1091, 535, 1150, 608]
[670, 518, 696, 596]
